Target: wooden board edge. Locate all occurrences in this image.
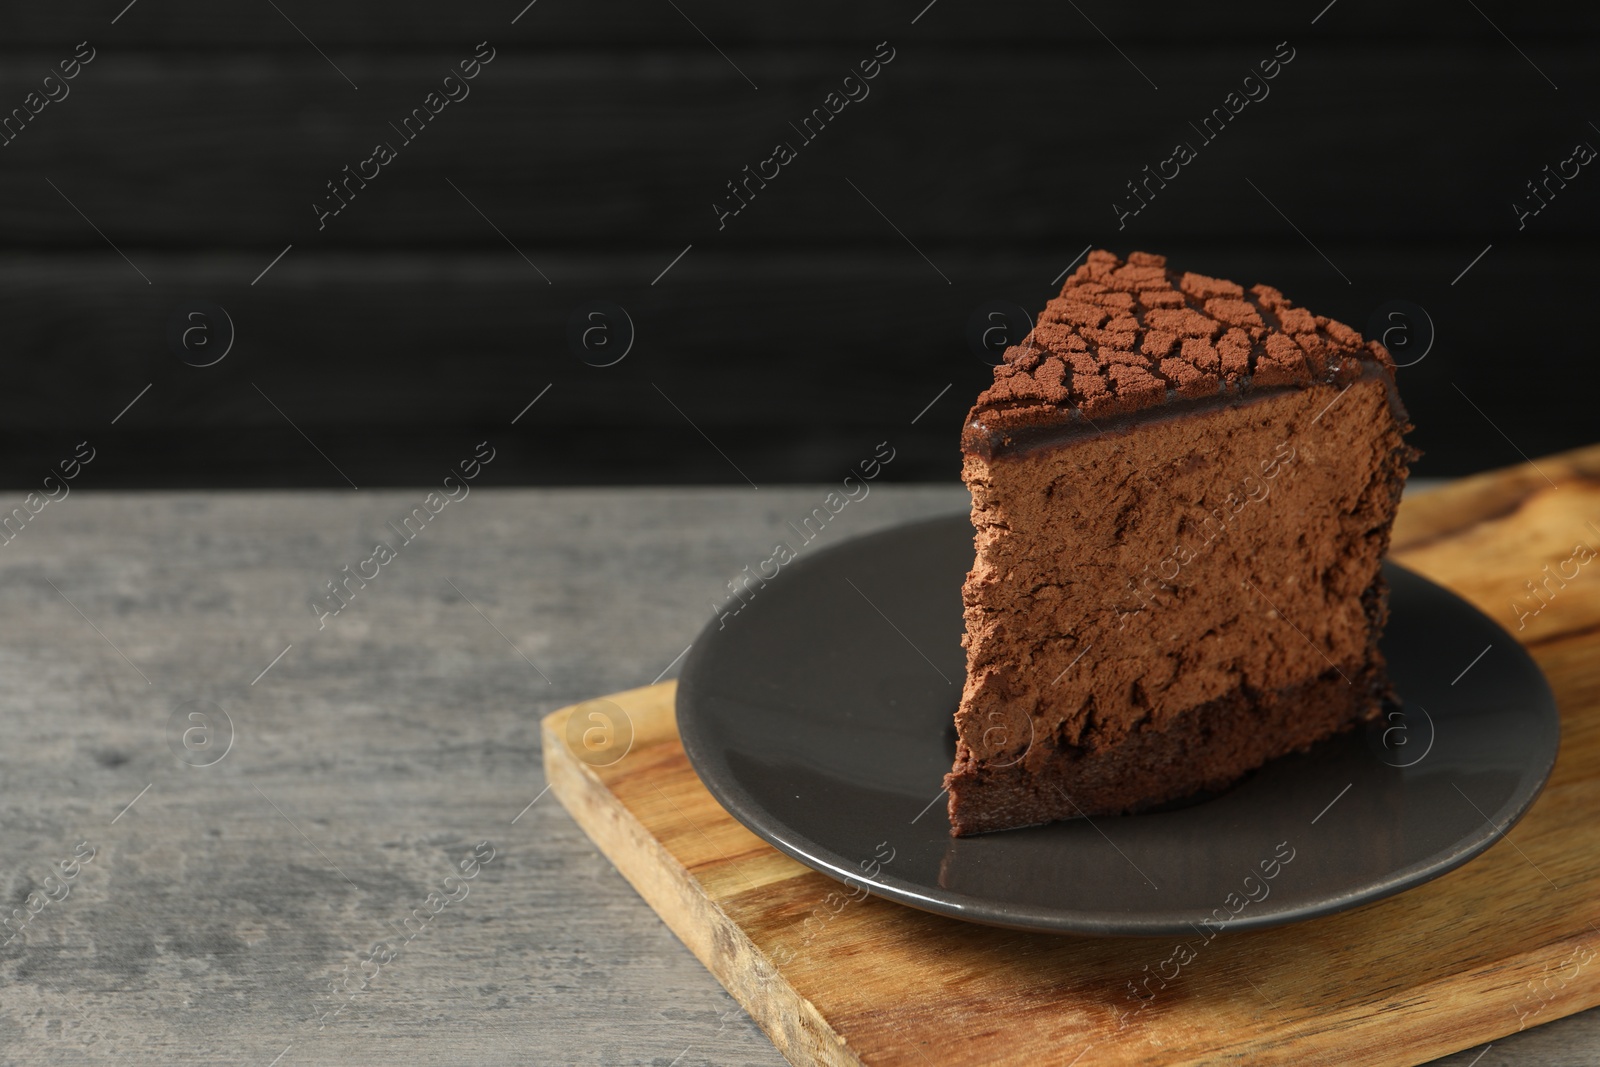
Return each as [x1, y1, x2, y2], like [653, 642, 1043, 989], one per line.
[541, 694, 866, 1067]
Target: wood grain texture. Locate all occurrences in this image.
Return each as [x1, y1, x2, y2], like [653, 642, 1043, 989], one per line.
[546, 443, 1600, 1067]
[1389, 444, 1600, 649]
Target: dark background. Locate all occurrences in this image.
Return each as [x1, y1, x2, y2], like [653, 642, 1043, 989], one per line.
[2, 0, 1595, 489]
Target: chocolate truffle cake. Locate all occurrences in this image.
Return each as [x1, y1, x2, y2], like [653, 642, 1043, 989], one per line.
[945, 250, 1414, 836]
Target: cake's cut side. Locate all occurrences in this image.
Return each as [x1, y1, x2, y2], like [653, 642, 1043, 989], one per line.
[947, 663, 1385, 836]
[945, 250, 1413, 837]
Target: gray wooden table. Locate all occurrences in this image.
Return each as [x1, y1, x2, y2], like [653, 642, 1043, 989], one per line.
[0, 486, 1585, 1065]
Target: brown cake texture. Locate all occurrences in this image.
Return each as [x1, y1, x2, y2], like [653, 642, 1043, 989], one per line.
[945, 249, 1415, 836]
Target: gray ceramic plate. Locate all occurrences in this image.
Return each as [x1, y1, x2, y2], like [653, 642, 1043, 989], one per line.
[676, 514, 1560, 936]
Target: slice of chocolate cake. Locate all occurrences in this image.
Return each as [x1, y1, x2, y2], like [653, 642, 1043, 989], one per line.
[945, 250, 1414, 836]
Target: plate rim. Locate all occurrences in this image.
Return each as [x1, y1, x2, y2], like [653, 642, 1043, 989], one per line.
[676, 512, 1561, 937]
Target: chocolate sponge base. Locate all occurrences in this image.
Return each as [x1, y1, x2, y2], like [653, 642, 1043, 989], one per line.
[945, 655, 1387, 836]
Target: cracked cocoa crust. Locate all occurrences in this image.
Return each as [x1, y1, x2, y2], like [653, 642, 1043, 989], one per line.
[962, 249, 1399, 457]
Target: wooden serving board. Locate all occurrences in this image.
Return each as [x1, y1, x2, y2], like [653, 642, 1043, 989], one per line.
[543, 444, 1600, 1067]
